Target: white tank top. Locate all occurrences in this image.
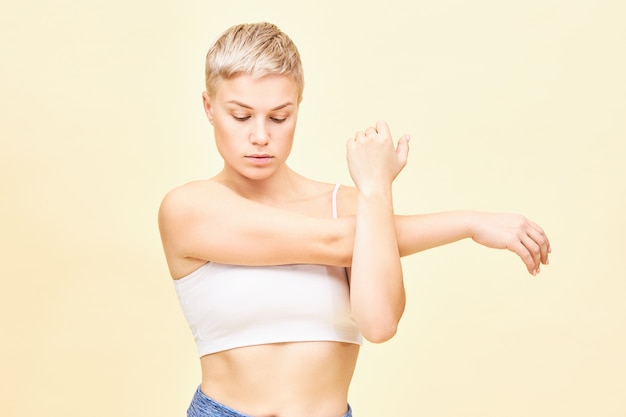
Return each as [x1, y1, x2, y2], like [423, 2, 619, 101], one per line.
[173, 184, 363, 356]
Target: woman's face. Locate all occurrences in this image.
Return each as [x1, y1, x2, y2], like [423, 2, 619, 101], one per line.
[203, 74, 300, 181]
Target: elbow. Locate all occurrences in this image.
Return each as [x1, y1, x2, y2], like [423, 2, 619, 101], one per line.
[359, 311, 403, 343]
[354, 290, 406, 344]
[361, 320, 399, 344]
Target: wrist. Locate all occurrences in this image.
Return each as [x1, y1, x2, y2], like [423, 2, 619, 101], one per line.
[461, 210, 480, 240]
[356, 183, 393, 199]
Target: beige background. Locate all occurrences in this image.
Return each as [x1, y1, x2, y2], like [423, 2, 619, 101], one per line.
[1, 0, 625, 416]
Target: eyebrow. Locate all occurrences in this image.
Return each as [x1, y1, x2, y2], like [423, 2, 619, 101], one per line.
[226, 100, 294, 111]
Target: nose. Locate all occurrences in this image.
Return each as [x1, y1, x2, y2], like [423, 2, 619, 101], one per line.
[250, 119, 269, 146]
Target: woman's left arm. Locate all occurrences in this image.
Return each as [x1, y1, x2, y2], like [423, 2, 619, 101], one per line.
[394, 211, 551, 276]
[346, 121, 410, 343]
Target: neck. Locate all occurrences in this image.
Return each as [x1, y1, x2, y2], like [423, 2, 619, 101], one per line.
[215, 164, 304, 204]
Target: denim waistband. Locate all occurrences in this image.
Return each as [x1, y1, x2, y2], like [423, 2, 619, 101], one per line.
[187, 386, 352, 417]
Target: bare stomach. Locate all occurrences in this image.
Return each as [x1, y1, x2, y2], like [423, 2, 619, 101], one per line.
[199, 341, 360, 417]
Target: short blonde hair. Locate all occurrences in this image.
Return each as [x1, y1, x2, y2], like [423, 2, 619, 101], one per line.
[205, 22, 304, 100]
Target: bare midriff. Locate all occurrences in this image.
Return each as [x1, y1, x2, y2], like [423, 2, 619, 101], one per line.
[199, 341, 360, 417]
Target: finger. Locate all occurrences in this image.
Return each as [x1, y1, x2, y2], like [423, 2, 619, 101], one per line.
[353, 130, 366, 142]
[347, 132, 362, 150]
[375, 120, 391, 138]
[524, 219, 550, 262]
[526, 223, 550, 265]
[507, 239, 536, 276]
[365, 126, 378, 138]
[520, 233, 542, 275]
[396, 133, 411, 166]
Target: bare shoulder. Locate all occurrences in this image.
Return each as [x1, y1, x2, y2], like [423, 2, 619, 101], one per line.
[157, 180, 225, 275]
[160, 179, 223, 207]
[158, 179, 238, 222]
[158, 178, 243, 244]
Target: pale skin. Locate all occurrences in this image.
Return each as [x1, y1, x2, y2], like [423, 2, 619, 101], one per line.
[158, 74, 550, 417]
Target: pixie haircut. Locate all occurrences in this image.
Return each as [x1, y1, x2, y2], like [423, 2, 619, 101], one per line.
[205, 22, 304, 100]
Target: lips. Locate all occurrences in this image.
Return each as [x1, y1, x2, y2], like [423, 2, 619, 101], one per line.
[245, 154, 274, 164]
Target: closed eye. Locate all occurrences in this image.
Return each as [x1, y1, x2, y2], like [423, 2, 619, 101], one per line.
[233, 115, 251, 121]
[270, 117, 287, 123]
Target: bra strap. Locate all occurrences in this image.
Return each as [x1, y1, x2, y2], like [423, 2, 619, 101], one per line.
[332, 183, 341, 218]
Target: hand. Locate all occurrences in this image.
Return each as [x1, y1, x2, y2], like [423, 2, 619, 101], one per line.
[469, 212, 551, 276]
[346, 120, 410, 194]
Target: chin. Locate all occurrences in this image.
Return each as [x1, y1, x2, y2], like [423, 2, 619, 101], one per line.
[240, 167, 277, 181]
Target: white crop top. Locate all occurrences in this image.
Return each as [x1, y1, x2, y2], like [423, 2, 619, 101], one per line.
[173, 184, 363, 356]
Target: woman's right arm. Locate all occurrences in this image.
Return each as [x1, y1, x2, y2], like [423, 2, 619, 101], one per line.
[159, 181, 550, 275]
[159, 177, 550, 274]
[158, 180, 355, 269]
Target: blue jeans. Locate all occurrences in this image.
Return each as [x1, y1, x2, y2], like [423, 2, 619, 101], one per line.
[187, 386, 353, 417]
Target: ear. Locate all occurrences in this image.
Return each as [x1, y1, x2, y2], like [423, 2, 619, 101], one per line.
[202, 91, 214, 125]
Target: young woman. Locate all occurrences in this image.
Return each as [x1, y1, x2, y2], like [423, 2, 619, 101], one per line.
[158, 22, 550, 417]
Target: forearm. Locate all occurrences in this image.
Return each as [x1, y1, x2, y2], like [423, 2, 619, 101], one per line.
[350, 189, 405, 343]
[395, 211, 476, 256]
